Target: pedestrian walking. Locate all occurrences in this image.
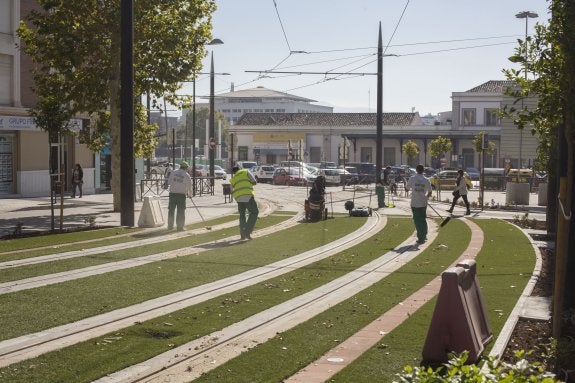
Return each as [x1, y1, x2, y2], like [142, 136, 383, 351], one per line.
[230, 165, 259, 240]
[167, 161, 193, 231]
[448, 169, 471, 215]
[405, 164, 432, 244]
[71, 163, 83, 198]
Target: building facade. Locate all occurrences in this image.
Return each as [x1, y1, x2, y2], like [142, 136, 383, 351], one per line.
[206, 86, 333, 125]
[229, 81, 538, 170]
[0, 0, 96, 197]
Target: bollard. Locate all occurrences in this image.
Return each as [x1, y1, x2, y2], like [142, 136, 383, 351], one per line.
[422, 259, 492, 365]
[137, 196, 165, 227]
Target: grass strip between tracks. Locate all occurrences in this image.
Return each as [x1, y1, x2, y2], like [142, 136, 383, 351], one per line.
[0, 217, 409, 383]
[0, 214, 363, 341]
[193, 218, 472, 382]
[192, 219, 536, 382]
[327, 218, 537, 382]
[0, 215, 240, 262]
[0, 215, 292, 283]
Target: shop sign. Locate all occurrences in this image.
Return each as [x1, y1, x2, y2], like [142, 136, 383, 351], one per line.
[0, 116, 82, 132]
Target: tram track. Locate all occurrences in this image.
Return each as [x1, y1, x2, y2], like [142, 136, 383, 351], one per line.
[0, 204, 294, 295]
[95, 214, 430, 383]
[0, 210, 386, 368]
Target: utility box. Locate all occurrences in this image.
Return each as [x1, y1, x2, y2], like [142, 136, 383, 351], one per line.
[422, 259, 492, 365]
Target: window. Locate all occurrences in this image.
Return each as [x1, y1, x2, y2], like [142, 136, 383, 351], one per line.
[232, 109, 241, 113]
[242, 109, 252, 113]
[238, 146, 248, 161]
[485, 109, 499, 126]
[462, 109, 476, 126]
[0, 55, 12, 105]
[265, 109, 274, 112]
[275, 108, 285, 112]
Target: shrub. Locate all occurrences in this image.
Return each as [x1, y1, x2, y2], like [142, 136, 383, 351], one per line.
[394, 351, 559, 382]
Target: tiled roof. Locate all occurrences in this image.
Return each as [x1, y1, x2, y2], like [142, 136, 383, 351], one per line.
[466, 80, 517, 93]
[236, 113, 418, 126]
[216, 86, 315, 102]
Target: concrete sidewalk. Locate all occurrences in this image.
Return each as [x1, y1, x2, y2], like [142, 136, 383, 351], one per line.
[0, 184, 547, 239]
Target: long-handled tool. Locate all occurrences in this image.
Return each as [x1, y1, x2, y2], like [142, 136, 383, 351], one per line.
[189, 196, 212, 230]
[427, 203, 451, 227]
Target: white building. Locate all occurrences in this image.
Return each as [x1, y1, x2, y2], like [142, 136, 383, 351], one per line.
[205, 86, 333, 125]
[228, 80, 539, 170]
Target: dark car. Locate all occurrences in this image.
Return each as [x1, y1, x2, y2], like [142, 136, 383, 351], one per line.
[345, 162, 376, 184]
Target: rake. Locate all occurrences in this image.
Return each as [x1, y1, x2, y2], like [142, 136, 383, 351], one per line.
[427, 203, 451, 227]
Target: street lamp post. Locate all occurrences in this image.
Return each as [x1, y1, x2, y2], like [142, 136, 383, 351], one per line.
[207, 39, 224, 189]
[515, 11, 538, 171]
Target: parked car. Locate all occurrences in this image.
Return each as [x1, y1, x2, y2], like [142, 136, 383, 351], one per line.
[251, 165, 275, 183]
[321, 168, 347, 186]
[429, 170, 473, 190]
[423, 167, 437, 177]
[236, 161, 258, 170]
[506, 168, 534, 183]
[465, 167, 480, 181]
[272, 167, 307, 186]
[345, 162, 376, 183]
[209, 165, 227, 179]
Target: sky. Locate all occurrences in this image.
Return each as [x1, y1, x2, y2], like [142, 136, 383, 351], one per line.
[177, 0, 551, 116]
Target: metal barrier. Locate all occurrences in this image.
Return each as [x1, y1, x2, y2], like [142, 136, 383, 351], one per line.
[140, 178, 167, 198]
[139, 176, 215, 198]
[193, 177, 215, 196]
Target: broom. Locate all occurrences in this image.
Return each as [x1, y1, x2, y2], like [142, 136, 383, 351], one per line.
[189, 196, 212, 230]
[427, 203, 451, 227]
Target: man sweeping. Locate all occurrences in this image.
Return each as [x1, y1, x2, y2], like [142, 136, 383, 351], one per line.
[405, 164, 432, 244]
[230, 165, 259, 240]
[166, 161, 193, 231]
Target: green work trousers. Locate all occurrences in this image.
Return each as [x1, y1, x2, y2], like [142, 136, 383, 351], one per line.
[411, 206, 428, 242]
[237, 196, 259, 238]
[168, 193, 187, 230]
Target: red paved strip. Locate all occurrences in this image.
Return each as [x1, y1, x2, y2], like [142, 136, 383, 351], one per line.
[285, 218, 483, 382]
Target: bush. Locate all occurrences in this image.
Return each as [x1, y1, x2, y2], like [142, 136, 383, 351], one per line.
[394, 351, 559, 382]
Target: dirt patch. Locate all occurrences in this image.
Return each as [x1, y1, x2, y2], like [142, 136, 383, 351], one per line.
[500, 245, 575, 382]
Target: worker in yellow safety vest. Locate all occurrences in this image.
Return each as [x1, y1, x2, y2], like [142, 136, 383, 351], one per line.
[230, 165, 259, 240]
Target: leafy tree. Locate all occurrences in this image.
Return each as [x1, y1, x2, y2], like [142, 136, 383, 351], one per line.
[402, 140, 420, 165]
[472, 131, 496, 169]
[428, 136, 452, 162]
[502, 0, 575, 336]
[18, 0, 217, 211]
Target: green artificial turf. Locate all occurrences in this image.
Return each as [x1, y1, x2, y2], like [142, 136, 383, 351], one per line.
[0, 215, 290, 283]
[0, 215, 365, 341]
[0, 215, 239, 262]
[0, 218, 536, 383]
[328, 218, 537, 382]
[0, 226, 142, 254]
[0, 217, 409, 383]
[193, 218, 471, 383]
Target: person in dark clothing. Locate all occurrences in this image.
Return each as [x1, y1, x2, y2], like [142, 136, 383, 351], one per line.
[448, 169, 471, 215]
[71, 164, 83, 198]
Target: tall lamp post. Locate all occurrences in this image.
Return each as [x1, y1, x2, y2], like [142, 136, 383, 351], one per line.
[208, 39, 224, 189]
[515, 11, 538, 171]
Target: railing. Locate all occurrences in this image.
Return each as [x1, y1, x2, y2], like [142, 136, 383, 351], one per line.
[139, 176, 215, 198]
